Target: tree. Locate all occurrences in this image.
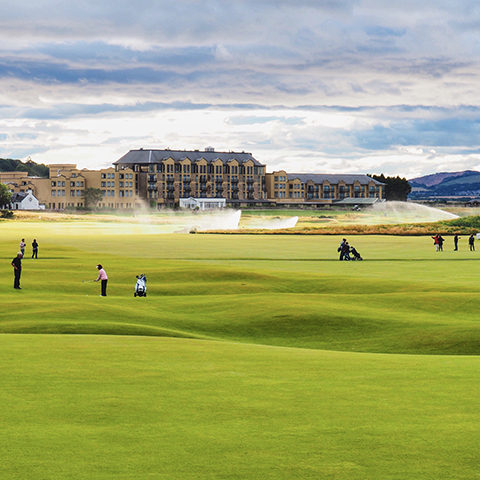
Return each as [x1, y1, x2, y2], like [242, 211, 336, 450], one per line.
[0, 157, 49, 177]
[369, 174, 412, 201]
[0, 183, 12, 208]
[84, 187, 103, 211]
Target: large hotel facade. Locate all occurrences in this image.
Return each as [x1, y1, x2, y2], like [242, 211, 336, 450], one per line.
[1, 148, 385, 209]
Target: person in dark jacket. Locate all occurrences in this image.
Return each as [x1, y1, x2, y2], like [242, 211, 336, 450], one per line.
[437, 235, 445, 252]
[32, 239, 38, 259]
[339, 238, 347, 260]
[469, 234, 475, 251]
[341, 241, 351, 261]
[454, 234, 459, 251]
[11, 252, 23, 289]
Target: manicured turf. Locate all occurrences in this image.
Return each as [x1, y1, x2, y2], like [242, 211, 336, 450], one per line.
[1, 219, 480, 478]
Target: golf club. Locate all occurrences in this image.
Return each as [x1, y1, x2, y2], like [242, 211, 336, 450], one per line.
[82, 280, 94, 283]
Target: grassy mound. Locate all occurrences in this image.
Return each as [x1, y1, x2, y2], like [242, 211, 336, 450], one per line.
[2, 219, 480, 479]
[1, 222, 480, 355]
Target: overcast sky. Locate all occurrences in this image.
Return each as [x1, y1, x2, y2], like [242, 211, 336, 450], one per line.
[1, 0, 480, 178]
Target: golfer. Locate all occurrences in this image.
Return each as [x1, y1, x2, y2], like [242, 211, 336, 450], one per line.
[11, 252, 23, 289]
[95, 264, 108, 297]
[19, 239, 26, 256]
[32, 239, 39, 259]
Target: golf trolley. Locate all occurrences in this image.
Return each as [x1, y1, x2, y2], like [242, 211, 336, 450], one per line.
[134, 274, 147, 297]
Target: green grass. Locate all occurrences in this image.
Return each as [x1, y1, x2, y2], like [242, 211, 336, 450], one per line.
[1, 219, 480, 478]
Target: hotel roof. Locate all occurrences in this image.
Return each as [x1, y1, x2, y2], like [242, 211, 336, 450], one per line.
[114, 148, 265, 166]
[286, 173, 385, 185]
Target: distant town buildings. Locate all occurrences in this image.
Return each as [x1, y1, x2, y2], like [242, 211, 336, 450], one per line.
[0, 148, 385, 210]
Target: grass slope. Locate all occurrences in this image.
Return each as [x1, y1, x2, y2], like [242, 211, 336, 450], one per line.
[1, 219, 480, 479]
[1, 223, 480, 354]
[2, 335, 480, 480]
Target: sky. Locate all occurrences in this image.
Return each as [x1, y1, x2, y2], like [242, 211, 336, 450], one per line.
[1, 1, 480, 178]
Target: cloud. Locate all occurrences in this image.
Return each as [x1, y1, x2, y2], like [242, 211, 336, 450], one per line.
[1, 1, 480, 176]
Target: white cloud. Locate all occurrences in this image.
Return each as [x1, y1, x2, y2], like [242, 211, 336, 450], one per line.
[1, 1, 480, 176]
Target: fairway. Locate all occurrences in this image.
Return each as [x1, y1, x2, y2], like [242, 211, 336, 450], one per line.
[1, 219, 480, 479]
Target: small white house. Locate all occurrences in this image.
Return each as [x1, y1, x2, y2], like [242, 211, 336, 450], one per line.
[179, 197, 226, 211]
[10, 189, 42, 210]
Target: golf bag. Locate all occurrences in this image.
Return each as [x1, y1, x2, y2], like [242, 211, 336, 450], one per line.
[350, 247, 363, 261]
[134, 274, 147, 297]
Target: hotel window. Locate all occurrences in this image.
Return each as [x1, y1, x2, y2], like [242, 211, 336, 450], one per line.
[51, 190, 56, 196]
[51, 181, 56, 187]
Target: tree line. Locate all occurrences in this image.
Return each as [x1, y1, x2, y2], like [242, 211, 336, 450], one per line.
[368, 174, 412, 201]
[0, 158, 49, 177]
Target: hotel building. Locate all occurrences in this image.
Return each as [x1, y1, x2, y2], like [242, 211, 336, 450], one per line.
[114, 148, 268, 208]
[265, 171, 385, 205]
[1, 164, 138, 210]
[1, 149, 385, 210]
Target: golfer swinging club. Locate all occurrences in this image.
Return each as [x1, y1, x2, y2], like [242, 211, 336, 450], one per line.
[95, 264, 108, 297]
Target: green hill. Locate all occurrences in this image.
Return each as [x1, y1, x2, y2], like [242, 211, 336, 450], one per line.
[410, 170, 480, 198]
[0, 157, 49, 177]
[2, 220, 480, 479]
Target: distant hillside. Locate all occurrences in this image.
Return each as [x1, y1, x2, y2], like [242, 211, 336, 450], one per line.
[0, 158, 49, 177]
[409, 170, 480, 199]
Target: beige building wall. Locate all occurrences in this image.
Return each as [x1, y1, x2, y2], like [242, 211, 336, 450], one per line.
[1, 164, 140, 209]
[140, 155, 266, 207]
[265, 171, 385, 204]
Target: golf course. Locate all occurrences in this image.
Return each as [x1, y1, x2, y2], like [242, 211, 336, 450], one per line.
[1, 210, 480, 479]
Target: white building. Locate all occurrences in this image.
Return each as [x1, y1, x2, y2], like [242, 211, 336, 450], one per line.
[10, 189, 43, 210]
[179, 197, 226, 210]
